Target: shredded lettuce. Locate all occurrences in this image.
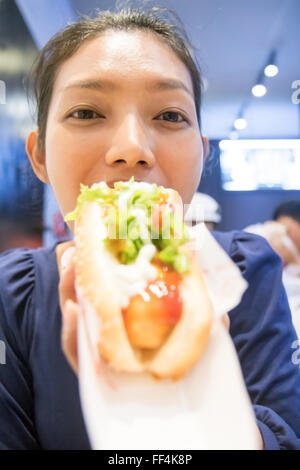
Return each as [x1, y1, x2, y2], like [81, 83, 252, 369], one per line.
[64, 176, 190, 273]
[64, 181, 119, 222]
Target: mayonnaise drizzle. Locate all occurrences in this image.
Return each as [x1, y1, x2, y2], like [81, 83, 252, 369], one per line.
[113, 244, 157, 308]
[90, 181, 165, 307]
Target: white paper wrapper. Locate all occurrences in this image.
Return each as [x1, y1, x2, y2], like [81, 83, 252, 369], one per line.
[77, 224, 261, 450]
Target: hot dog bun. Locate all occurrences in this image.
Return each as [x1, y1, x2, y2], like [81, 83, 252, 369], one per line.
[74, 197, 213, 380]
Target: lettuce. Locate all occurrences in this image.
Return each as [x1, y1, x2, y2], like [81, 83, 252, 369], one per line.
[64, 177, 190, 273]
[64, 182, 118, 222]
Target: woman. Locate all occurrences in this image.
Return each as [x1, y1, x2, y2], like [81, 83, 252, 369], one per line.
[0, 8, 299, 450]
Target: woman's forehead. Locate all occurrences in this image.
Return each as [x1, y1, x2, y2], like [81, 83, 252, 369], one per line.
[53, 30, 194, 96]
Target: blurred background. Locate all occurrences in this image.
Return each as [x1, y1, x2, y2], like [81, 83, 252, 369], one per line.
[0, 0, 299, 251]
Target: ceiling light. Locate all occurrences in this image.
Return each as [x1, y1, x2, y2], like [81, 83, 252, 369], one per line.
[264, 64, 279, 77]
[234, 118, 247, 130]
[252, 84, 267, 97]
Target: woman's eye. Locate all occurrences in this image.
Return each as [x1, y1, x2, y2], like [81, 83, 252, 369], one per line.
[68, 109, 102, 120]
[156, 111, 186, 123]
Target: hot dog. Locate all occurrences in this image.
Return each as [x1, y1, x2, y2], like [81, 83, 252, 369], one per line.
[65, 178, 213, 380]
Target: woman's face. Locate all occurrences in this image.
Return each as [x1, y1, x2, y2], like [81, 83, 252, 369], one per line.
[27, 30, 208, 231]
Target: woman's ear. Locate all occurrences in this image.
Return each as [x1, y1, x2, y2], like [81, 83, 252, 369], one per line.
[202, 136, 210, 162]
[26, 130, 50, 184]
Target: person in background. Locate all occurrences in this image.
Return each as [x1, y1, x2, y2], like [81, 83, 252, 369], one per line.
[184, 192, 221, 229]
[273, 201, 300, 255]
[273, 201, 300, 337]
[245, 210, 300, 338]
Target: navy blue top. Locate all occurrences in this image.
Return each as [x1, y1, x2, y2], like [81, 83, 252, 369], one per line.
[0, 230, 300, 450]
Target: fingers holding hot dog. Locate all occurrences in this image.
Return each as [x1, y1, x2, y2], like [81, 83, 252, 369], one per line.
[56, 242, 79, 374]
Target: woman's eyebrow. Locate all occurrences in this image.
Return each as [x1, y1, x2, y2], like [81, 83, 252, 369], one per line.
[59, 78, 193, 97]
[149, 79, 193, 97]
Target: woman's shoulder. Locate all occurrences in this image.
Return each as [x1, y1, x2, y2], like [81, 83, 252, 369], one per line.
[211, 229, 282, 278]
[212, 228, 275, 253]
[0, 247, 36, 301]
[0, 244, 59, 322]
[0, 244, 60, 359]
[0, 243, 58, 289]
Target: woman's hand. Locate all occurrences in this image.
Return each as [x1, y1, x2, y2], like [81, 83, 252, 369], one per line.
[221, 313, 230, 331]
[56, 241, 79, 374]
[56, 239, 230, 374]
[56, 244, 263, 446]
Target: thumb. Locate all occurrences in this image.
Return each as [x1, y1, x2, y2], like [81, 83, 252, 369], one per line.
[221, 313, 230, 331]
[58, 247, 77, 309]
[61, 298, 79, 374]
[61, 246, 76, 274]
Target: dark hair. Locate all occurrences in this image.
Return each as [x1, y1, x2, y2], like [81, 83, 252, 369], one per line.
[273, 200, 300, 224]
[26, 7, 203, 152]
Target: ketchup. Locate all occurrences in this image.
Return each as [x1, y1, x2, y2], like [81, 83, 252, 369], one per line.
[148, 259, 183, 325]
[121, 259, 183, 349]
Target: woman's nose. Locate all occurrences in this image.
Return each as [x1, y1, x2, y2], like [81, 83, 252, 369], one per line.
[104, 114, 155, 168]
